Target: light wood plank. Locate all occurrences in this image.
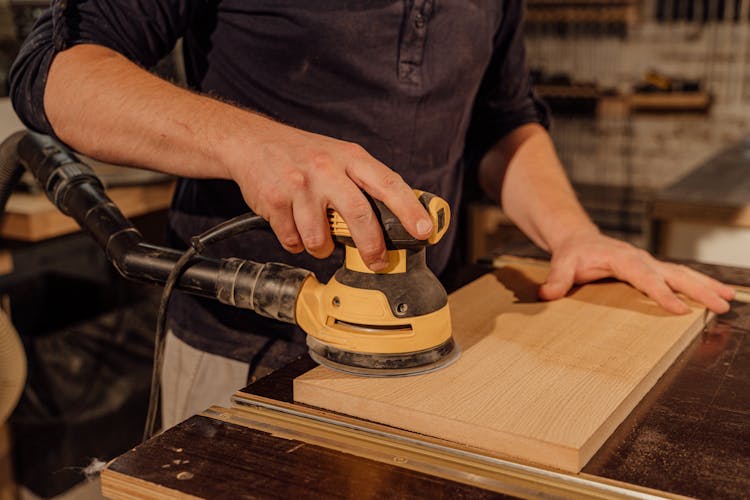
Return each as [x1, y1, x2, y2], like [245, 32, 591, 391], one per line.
[0, 182, 175, 241]
[0, 424, 16, 500]
[628, 92, 712, 112]
[652, 200, 750, 228]
[101, 469, 200, 500]
[294, 259, 711, 472]
[0, 251, 12, 276]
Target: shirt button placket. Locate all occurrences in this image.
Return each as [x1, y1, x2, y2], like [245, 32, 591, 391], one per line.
[414, 13, 426, 29]
[398, 0, 434, 85]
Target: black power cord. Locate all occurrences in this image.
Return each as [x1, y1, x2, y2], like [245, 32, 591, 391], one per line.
[143, 213, 269, 441]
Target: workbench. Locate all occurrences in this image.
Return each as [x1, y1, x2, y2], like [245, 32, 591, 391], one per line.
[0, 98, 174, 243]
[101, 259, 750, 499]
[650, 138, 750, 268]
[0, 97, 175, 285]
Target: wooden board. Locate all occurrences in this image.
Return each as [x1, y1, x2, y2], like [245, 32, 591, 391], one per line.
[0, 424, 16, 500]
[0, 98, 175, 241]
[628, 92, 711, 112]
[0, 182, 175, 241]
[294, 258, 712, 472]
[102, 414, 498, 500]
[650, 140, 750, 229]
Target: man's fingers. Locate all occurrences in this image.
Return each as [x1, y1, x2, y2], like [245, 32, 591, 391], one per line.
[346, 160, 433, 240]
[329, 185, 388, 271]
[679, 265, 736, 302]
[662, 264, 731, 314]
[267, 209, 304, 254]
[530, 230, 736, 315]
[292, 195, 334, 259]
[539, 254, 577, 300]
[240, 137, 439, 270]
[615, 259, 690, 314]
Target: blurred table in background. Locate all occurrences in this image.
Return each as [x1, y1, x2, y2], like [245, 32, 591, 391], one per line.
[650, 138, 750, 268]
[0, 97, 174, 246]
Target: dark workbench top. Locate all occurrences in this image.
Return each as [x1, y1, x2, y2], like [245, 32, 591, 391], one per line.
[649, 138, 750, 232]
[105, 259, 750, 499]
[655, 138, 750, 208]
[106, 412, 502, 499]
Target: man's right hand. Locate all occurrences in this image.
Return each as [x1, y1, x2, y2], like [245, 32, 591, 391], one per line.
[44, 45, 433, 271]
[225, 121, 433, 271]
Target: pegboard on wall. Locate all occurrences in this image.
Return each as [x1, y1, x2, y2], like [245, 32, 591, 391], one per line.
[525, 0, 750, 245]
[551, 113, 750, 191]
[527, 0, 750, 107]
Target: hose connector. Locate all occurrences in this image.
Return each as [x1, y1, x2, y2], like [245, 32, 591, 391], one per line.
[216, 259, 311, 323]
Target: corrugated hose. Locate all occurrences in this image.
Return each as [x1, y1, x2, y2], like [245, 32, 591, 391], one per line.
[0, 131, 27, 424]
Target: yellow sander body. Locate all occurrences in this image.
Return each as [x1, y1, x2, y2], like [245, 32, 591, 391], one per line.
[295, 191, 460, 376]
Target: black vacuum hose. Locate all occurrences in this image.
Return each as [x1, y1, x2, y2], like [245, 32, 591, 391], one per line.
[1, 130, 319, 439]
[0, 131, 28, 213]
[0, 132, 28, 425]
[6, 131, 309, 324]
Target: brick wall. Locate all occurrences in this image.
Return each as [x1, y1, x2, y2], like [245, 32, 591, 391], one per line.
[552, 113, 750, 190]
[527, 9, 750, 191]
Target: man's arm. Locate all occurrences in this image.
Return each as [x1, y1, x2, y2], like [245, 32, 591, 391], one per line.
[479, 123, 735, 314]
[40, 44, 433, 271]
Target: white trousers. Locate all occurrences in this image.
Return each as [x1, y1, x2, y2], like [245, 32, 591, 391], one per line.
[160, 330, 249, 429]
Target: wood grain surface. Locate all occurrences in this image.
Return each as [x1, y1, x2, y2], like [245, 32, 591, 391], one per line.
[102, 414, 500, 500]
[0, 424, 16, 500]
[0, 182, 175, 241]
[294, 258, 712, 472]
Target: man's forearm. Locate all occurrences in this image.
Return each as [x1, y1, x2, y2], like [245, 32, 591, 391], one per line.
[43, 44, 434, 270]
[478, 123, 598, 253]
[44, 44, 266, 179]
[478, 123, 735, 314]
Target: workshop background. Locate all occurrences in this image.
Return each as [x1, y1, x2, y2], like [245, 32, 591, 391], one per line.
[0, 0, 748, 499]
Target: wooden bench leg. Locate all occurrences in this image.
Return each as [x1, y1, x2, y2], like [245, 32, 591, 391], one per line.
[0, 423, 18, 500]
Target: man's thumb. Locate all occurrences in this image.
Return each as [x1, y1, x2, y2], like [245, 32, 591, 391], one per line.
[538, 262, 575, 301]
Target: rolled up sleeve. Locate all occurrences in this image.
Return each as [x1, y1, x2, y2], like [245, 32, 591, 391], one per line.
[465, 0, 550, 164]
[9, 0, 198, 135]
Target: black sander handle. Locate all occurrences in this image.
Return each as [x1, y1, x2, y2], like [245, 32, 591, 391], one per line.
[328, 190, 451, 250]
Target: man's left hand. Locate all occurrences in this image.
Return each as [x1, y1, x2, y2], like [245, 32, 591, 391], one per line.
[538, 229, 736, 314]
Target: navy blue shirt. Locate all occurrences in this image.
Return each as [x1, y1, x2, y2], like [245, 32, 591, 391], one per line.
[11, 0, 548, 372]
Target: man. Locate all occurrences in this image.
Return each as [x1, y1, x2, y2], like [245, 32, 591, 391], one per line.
[10, 1, 734, 428]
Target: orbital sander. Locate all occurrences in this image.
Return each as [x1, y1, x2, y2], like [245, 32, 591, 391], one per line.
[4, 132, 459, 377]
[298, 191, 458, 376]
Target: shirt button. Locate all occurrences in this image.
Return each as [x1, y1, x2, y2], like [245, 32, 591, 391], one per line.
[414, 14, 425, 29]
